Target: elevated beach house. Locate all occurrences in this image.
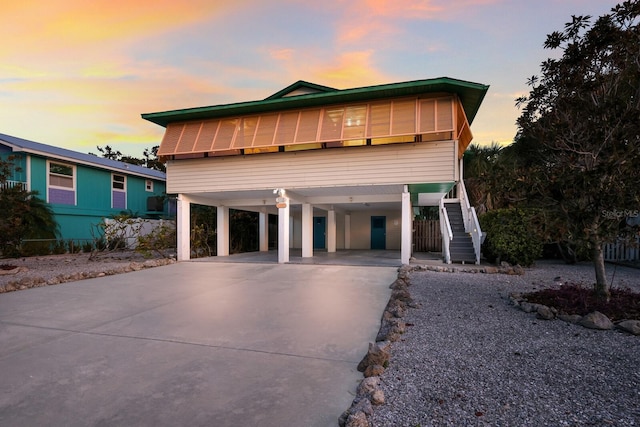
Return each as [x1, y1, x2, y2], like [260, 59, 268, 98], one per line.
[142, 78, 489, 264]
[0, 133, 168, 244]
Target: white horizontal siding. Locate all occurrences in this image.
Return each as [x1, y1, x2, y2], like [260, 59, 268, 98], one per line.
[166, 141, 456, 194]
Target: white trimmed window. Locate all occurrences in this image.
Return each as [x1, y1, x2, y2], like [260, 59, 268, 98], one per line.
[112, 174, 127, 209]
[112, 174, 126, 190]
[49, 162, 74, 188]
[47, 161, 76, 205]
[145, 179, 153, 192]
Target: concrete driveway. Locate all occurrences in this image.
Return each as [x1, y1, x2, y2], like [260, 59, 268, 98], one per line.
[0, 262, 395, 427]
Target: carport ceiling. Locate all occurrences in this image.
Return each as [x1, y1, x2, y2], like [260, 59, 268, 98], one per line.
[184, 184, 406, 212]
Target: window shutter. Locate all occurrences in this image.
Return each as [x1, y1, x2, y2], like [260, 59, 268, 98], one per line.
[214, 119, 238, 150]
[391, 99, 416, 135]
[343, 105, 367, 140]
[320, 107, 344, 141]
[176, 122, 201, 153]
[253, 114, 279, 147]
[419, 99, 436, 133]
[437, 98, 453, 131]
[158, 123, 184, 155]
[295, 109, 321, 143]
[274, 111, 298, 145]
[367, 102, 391, 138]
[234, 117, 258, 149]
[193, 119, 220, 153]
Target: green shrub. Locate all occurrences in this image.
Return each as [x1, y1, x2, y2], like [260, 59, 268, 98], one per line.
[136, 221, 176, 258]
[94, 237, 107, 251]
[82, 241, 94, 253]
[191, 223, 213, 258]
[51, 240, 67, 254]
[19, 240, 53, 257]
[479, 208, 543, 267]
[68, 240, 82, 254]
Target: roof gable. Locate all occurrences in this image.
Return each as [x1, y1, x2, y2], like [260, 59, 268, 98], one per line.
[0, 133, 165, 180]
[264, 80, 337, 100]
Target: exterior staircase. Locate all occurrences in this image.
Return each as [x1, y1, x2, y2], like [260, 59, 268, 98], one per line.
[443, 202, 476, 264]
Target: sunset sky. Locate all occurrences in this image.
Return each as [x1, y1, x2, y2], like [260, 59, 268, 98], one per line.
[1, 0, 621, 157]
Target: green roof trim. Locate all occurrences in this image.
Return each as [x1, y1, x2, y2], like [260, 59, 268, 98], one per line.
[409, 182, 455, 205]
[142, 77, 489, 128]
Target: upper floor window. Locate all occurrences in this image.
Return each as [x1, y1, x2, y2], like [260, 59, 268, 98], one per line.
[47, 161, 76, 205]
[112, 174, 126, 191]
[112, 174, 127, 209]
[145, 179, 153, 192]
[49, 162, 74, 189]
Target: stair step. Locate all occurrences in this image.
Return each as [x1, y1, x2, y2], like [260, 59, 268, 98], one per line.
[444, 201, 477, 263]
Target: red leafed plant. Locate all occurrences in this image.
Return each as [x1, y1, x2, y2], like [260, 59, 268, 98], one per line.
[523, 284, 640, 322]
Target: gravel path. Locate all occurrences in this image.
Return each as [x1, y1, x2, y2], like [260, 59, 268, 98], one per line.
[371, 260, 640, 427]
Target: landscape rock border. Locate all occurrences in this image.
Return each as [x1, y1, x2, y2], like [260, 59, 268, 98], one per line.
[509, 292, 640, 335]
[0, 258, 176, 293]
[339, 262, 527, 426]
[339, 265, 415, 427]
[410, 261, 525, 276]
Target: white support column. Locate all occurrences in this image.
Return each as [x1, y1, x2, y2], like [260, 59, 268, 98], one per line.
[217, 206, 229, 257]
[401, 188, 412, 265]
[344, 213, 351, 250]
[327, 209, 337, 253]
[26, 155, 32, 191]
[278, 198, 290, 263]
[259, 209, 268, 252]
[302, 203, 313, 258]
[176, 194, 191, 261]
[454, 139, 460, 182]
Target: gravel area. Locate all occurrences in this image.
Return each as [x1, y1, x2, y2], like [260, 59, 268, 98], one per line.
[371, 260, 640, 427]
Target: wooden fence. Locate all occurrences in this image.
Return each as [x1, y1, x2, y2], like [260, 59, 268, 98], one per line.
[413, 220, 442, 252]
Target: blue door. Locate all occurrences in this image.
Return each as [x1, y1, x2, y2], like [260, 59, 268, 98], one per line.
[313, 217, 326, 249]
[371, 216, 386, 249]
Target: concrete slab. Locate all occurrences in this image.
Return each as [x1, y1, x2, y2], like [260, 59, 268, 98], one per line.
[0, 262, 395, 426]
[194, 249, 404, 267]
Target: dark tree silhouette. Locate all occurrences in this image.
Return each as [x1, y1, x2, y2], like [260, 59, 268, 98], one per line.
[515, 1, 640, 298]
[0, 156, 58, 257]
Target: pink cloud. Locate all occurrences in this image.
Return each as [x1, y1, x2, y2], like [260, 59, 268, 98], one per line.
[320, 0, 500, 45]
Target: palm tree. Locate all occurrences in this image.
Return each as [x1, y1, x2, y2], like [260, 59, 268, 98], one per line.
[0, 157, 59, 257]
[463, 142, 503, 213]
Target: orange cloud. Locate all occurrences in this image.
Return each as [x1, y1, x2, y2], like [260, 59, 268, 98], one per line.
[315, 50, 389, 88]
[262, 45, 390, 90]
[1, 0, 249, 59]
[1, 62, 233, 156]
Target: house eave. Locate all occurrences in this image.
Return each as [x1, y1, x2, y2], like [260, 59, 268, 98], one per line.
[142, 77, 489, 128]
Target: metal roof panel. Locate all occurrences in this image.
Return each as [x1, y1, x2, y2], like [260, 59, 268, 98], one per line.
[0, 133, 166, 180]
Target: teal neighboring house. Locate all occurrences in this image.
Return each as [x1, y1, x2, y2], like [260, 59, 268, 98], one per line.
[0, 133, 169, 242]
